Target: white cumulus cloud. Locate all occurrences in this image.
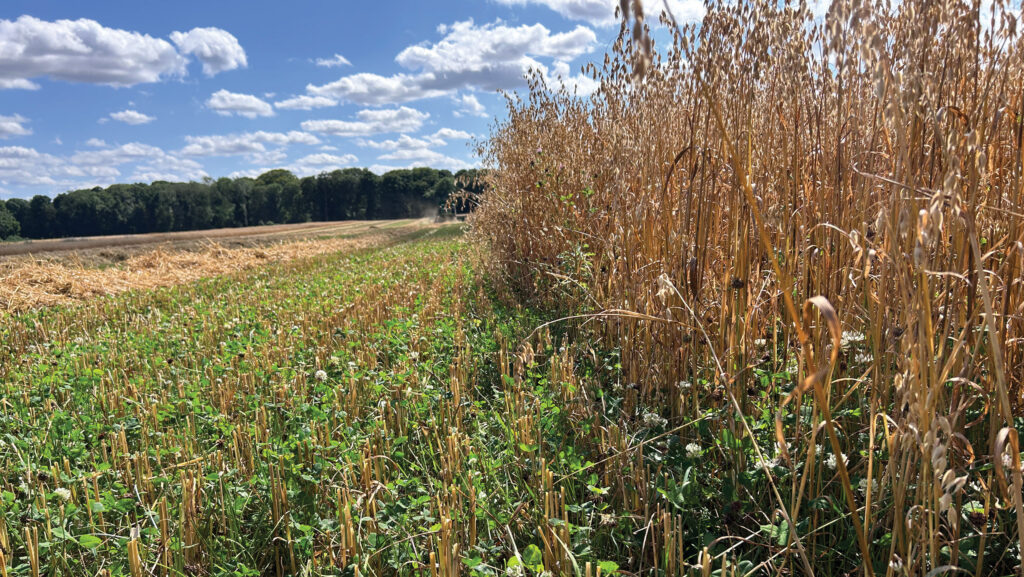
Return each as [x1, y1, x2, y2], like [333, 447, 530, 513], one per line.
[306, 19, 598, 105]
[397, 20, 595, 68]
[357, 126, 475, 172]
[0, 79, 41, 90]
[247, 149, 288, 166]
[0, 146, 67, 187]
[206, 89, 275, 118]
[180, 131, 320, 157]
[74, 143, 207, 183]
[0, 16, 187, 88]
[492, 0, 705, 26]
[309, 72, 449, 106]
[0, 16, 247, 91]
[359, 134, 438, 151]
[109, 109, 156, 125]
[249, 131, 321, 146]
[274, 95, 338, 110]
[170, 27, 248, 76]
[293, 152, 359, 170]
[453, 93, 488, 118]
[360, 128, 472, 150]
[0, 142, 206, 192]
[315, 54, 352, 68]
[238, 153, 362, 179]
[377, 148, 473, 171]
[302, 107, 429, 136]
[431, 127, 473, 141]
[0, 114, 32, 139]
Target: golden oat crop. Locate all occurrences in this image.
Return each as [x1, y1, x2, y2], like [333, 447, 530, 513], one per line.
[475, 0, 1024, 573]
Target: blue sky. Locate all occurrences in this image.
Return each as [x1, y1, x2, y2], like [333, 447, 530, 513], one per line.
[0, 0, 706, 199]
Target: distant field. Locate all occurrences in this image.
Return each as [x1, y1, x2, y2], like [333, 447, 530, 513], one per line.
[0, 219, 430, 312]
[0, 220, 417, 260]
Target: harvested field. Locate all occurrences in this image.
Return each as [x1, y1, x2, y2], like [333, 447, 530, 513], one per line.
[0, 219, 429, 313]
[4, 0, 1023, 574]
[0, 220, 416, 261]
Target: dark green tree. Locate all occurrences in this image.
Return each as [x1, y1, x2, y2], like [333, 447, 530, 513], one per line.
[4, 164, 477, 239]
[27, 195, 57, 238]
[0, 201, 21, 239]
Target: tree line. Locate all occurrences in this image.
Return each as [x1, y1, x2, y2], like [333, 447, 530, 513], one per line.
[0, 167, 484, 241]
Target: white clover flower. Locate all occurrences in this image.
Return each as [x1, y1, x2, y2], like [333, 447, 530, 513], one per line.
[853, 352, 874, 364]
[409, 352, 420, 360]
[824, 452, 847, 470]
[685, 443, 701, 458]
[859, 478, 879, 495]
[642, 411, 668, 428]
[314, 370, 328, 382]
[785, 357, 799, 373]
[53, 488, 71, 501]
[840, 331, 865, 348]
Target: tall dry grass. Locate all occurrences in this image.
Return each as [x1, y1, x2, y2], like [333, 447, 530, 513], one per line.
[475, 0, 1024, 572]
